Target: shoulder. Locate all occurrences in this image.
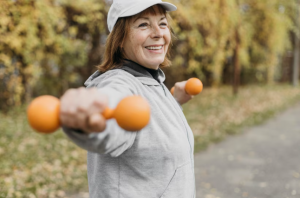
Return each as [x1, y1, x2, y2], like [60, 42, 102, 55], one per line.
[85, 69, 136, 87]
[102, 69, 136, 80]
[84, 69, 141, 96]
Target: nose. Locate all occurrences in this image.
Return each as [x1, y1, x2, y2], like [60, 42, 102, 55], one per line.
[150, 24, 163, 39]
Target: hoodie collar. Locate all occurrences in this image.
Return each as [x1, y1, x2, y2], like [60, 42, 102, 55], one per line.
[121, 59, 165, 83]
[85, 59, 165, 87]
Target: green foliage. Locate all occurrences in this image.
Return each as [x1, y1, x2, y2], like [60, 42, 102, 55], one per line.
[167, 0, 296, 86]
[0, 0, 298, 109]
[244, 0, 296, 83]
[0, 0, 106, 111]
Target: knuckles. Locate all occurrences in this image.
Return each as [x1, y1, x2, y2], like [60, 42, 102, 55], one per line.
[59, 87, 107, 130]
[77, 104, 89, 112]
[60, 107, 76, 117]
[174, 81, 186, 89]
[64, 88, 77, 97]
[174, 82, 181, 87]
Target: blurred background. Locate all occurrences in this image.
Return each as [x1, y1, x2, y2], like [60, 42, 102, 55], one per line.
[1, 0, 300, 197]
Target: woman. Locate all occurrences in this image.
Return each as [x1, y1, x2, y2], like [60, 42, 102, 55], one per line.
[61, 0, 196, 197]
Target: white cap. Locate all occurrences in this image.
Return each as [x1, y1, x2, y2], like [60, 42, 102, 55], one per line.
[107, 0, 177, 32]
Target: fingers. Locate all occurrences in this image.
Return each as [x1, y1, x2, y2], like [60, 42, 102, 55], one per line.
[173, 81, 193, 105]
[174, 81, 186, 93]
[60, 88, 79, 128]
[173, 81, 188, 96]
[85, 113, 107, 132]
[59, 87, 108, 133]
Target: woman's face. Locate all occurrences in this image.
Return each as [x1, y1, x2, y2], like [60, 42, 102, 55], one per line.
[123, 8, 171, 70]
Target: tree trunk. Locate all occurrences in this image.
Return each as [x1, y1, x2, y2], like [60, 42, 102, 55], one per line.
[293, 0, 300, 87]
[233, 28, 240, 95]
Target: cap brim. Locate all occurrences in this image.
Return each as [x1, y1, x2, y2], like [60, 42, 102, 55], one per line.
[120, 1, 177, 18]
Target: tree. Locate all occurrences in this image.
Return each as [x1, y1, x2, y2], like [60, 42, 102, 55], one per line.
[0, 0, 107, 111]
[293, 0, 300, 86]
[167, 0, 296, 89]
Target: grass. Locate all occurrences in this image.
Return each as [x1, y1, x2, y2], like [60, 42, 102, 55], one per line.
[1, 84, 300, 197]
[183, 84, 300, 153]
[0, 107, 88, 198]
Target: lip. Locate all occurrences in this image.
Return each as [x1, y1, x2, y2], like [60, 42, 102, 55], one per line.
[145, 44, 164, 48]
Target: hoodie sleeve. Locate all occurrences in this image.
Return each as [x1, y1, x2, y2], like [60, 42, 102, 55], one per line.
[62, 70, 138, 157]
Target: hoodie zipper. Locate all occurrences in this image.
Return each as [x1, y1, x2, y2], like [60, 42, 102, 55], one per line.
[162, 83, 195, 198]
[160, 83, 167, 96]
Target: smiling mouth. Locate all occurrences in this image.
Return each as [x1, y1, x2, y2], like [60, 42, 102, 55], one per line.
[145, 45, 163, 50]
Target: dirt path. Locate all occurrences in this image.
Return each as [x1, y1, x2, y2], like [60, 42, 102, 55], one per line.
[194, 102, 300, 198]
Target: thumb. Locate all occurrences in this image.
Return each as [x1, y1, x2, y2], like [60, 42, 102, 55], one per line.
[86, 113, 106, 133]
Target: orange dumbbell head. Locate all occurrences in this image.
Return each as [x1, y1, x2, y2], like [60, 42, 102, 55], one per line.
[185, 78, 203, 95]
[27, 95, 60, 133]
[170, 87, 175, 95]
[113, 96, 150, 131]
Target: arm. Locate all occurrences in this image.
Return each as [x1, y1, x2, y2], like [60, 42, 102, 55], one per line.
[61, 71, 138, 157]
[172, 81, 193, 105]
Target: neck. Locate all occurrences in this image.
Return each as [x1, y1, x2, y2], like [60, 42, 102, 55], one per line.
[124, 59, 159, 71]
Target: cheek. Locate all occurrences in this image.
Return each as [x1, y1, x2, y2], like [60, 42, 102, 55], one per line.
[130, 32, 148, 57]
[164, 32, 171, 53]
[130, 32, 146, 47]
[164, 31, 171, 46]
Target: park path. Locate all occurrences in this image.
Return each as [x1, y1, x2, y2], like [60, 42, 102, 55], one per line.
[70, 102, 300, 198]
[194, 102, 300, 198]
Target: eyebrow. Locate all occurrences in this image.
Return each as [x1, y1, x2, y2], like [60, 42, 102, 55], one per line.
[134, 16, 166, 23]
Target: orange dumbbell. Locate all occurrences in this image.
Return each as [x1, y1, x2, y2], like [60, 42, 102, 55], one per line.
[170, 78, 203, 95]
[27, 95, 151, 134]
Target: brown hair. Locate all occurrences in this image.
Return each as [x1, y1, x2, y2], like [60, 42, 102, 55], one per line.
[98, 5, 174, 72]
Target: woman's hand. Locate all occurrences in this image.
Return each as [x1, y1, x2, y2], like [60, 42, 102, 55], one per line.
[172, 81, 193, 105]
[60, 87, 108, 134]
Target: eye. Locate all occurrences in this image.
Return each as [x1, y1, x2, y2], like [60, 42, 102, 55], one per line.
[160, 22, 168, 27]
[138, 23, 148, 27]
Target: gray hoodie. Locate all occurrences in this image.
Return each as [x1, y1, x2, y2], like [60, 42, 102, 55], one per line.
[63, 60, 195, 198]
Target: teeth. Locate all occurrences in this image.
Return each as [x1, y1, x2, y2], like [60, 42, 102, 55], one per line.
[146, 46, 163, 50]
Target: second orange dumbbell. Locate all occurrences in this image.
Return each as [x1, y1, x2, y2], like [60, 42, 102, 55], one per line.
[171, 78, 203, 96]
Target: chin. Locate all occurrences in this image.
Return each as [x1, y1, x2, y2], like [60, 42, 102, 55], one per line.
[145, 59, 164, 69]
[146, 63, 162, 69]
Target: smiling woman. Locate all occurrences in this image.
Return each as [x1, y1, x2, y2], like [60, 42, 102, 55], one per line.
[99, 5, 173, 72]
[123, 6, 171, 70]
[60, 0, 196, 198]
